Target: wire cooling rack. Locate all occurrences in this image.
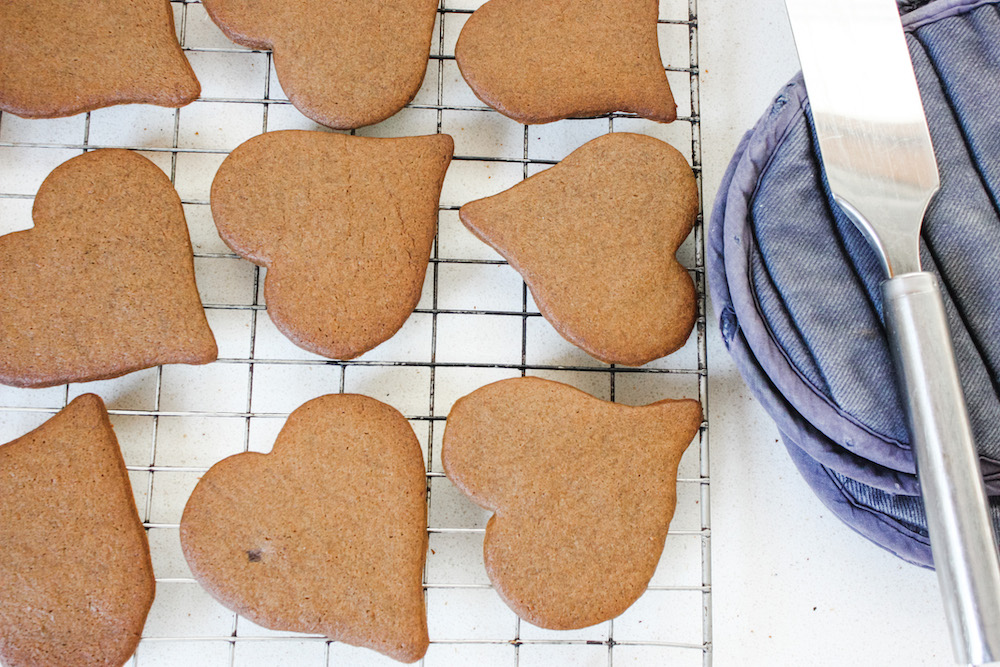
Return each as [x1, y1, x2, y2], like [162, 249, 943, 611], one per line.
[0, 1, 709, 665]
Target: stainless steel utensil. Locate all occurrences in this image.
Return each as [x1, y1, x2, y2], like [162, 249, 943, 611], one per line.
[783, 0, 1000, 662]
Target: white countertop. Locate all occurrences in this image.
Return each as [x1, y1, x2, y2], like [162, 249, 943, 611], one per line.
[701, 1, 954, 664]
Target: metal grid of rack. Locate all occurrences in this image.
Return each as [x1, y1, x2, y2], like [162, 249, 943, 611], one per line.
[0, 1, 709, 664]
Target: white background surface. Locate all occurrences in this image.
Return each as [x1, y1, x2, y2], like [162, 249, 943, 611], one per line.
[0, 0, 968, 665]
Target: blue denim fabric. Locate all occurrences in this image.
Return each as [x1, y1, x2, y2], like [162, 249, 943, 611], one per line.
[718, 82, 926, 494]
[708, 0, 1000, 565]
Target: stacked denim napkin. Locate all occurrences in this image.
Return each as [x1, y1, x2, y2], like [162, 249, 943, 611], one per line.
[708, 0, 1000, 567]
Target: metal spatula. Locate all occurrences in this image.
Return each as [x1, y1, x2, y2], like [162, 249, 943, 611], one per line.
[783, 0, 1000, 662]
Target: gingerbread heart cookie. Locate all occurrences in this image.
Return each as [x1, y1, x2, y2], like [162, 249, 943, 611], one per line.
[0, 394, 155, 667]
[459, 132, 698, 366]
[0, 149, 218, 388]
[180, 394, 429, 663]
[455, 0, 676, 124]
[442, 376, 702, 629]
[211, 130, 453, 360]
[0, 0, 199, 118]
[202, 0, 438, 129]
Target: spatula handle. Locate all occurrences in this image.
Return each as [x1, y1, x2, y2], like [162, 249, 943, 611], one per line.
[883, 272, 1000, 665]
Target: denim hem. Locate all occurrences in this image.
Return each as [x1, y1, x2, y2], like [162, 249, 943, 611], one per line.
[903, 0, 998, 28]
[785, 430, 934, 568]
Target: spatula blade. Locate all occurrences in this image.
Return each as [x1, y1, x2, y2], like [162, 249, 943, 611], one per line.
[785, 0, 939, 277]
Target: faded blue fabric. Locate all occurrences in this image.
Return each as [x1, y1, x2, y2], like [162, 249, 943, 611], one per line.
[708, 0, 1000, 565]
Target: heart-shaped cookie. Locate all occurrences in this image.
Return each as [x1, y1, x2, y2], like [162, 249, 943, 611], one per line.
[455, 0, 676, 124]
[0, 0, 199, 118]
[202, 0, 438, 129]
[211, 130, 453, 360]
[0, 149, 218, 388]
[180, 394, 429, 663]
[0, 394, 155, 667]
[459, 132, 698, 366]
[442, 376, 702, 629]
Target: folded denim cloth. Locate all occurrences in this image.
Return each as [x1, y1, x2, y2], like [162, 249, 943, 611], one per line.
[708, 0, 1000, 567]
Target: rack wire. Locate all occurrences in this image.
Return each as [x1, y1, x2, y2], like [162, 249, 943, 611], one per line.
[0, 0, 709, 664]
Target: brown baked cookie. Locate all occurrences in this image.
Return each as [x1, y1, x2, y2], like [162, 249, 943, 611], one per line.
[459, 132, 698, 366]
[0, 149, 218, 388]
[180, 394, 429, 663]
[442, 376, 702, 630]
[0, 394, 155, 667]
[211, 130, 453, 360]
[0, 0, 199, 118]
[202, 0, 438, 129]
[455, 0, 676, 124]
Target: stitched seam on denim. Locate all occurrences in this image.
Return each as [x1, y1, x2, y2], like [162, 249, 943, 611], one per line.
[744, 94, 832, 399]
[910, 23, 1000, 421]
[928, 5, 1000, 219]
[745, 232, 912, 456]
[731, 307, 921, 493]
[803, 103, 891, 335]
[743, 99, 823, 379]
[903, 0, 999, 31]
[803, 106, 908, 448]
[802, 111, 893, 343]
[914, 7, 1000, 226]
[747, 248, 829, 393]
[803, 102, 910, 440]
[822, 463, 933, 546]
[744, 103, 839, 402]
[745, 141, 910, 452]
[745, 110, 912, 453]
